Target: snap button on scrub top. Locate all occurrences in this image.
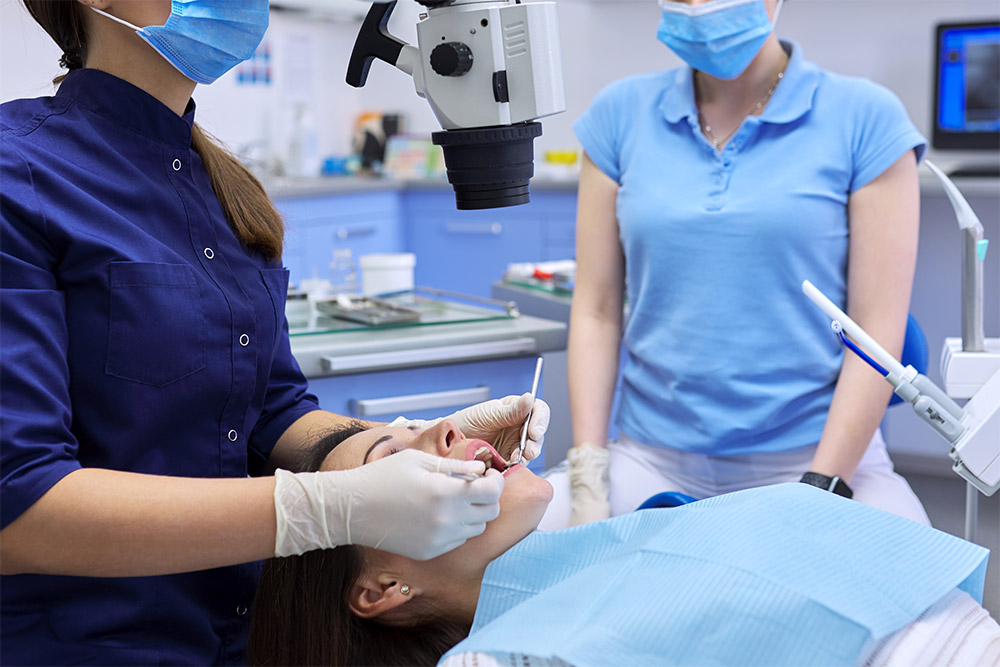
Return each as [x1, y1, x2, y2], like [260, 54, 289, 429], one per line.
[172, 158, 182, 171]
[228, 429, 238, 442]
[204, 247, 214, 260]
[1, 68, 321, 666]
[239, 333, 250, 347]
[236, 605, 248, 616]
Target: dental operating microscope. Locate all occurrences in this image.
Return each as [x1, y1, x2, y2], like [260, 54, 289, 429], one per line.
[346, 0, 565, 210]
[803, 161, 999, 542]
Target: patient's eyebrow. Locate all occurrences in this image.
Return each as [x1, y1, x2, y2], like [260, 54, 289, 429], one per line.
[363, 436, 393, 464]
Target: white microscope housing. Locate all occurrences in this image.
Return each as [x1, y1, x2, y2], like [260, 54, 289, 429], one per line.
[348, 0, 566, 210]
[410, 1, 565, 130]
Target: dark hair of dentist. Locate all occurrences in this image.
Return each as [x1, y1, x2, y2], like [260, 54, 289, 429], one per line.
[0, 1, 511, 664]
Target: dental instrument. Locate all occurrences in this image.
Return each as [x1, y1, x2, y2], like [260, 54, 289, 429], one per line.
[448, 472, 484, 482]
[923, 159, 1000, 540]
[802, 280, 1000, 500]
[518, 357, 544, 466]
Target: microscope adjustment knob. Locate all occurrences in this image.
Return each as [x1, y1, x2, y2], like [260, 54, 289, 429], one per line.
[430, 42, 474, 77]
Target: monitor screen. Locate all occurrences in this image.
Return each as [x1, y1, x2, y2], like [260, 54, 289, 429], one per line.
[933, 21, 1000, 151]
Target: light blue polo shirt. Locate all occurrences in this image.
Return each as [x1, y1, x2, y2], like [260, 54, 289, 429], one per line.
[574, 41, 926, 455]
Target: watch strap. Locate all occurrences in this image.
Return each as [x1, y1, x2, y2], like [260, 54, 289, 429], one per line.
[800, 472, 854, 499]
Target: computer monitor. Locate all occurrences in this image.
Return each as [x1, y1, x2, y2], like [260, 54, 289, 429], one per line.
[932, 20, 1000, 152]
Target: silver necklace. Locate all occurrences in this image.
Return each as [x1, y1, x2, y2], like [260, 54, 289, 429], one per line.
[697, 64, 787, 151]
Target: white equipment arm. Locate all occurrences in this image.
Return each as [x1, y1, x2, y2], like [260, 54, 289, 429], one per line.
[802, 281, 1000, 496]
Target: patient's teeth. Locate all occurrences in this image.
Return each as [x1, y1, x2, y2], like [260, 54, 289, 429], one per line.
[474, 446, 494, 470]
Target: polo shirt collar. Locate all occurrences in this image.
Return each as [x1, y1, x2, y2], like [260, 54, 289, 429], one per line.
[659, 40, 820, 126]
[57, 68, 196, 148]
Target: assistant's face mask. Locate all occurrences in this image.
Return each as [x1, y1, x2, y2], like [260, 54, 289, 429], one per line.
[656, 0, 783, 80]
[91, 0, 270, 85]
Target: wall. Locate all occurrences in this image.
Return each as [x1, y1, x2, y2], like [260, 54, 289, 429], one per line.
[548, 0, 999, 164]
[4, 0, 998, 163]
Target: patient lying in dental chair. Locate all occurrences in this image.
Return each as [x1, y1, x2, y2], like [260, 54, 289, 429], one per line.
[248, 420, 999, 667]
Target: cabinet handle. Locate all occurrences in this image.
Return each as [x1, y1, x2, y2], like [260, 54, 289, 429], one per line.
[351, 386, 492, 417]
[444, 222, 503, 236]
[321, 338, 536, 373]
[335, 225, 376, 240]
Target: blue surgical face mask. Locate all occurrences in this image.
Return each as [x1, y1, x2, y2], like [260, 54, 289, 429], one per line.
[91, 1, 269, 85]
[656, 0, 781, 80]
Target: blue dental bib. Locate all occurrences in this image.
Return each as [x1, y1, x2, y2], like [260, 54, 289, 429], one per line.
[444, 484, 987, 666]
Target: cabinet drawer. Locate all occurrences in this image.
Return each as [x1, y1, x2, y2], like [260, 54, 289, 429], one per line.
[405, 192, 546, 297]
[277, 193, 403, 286]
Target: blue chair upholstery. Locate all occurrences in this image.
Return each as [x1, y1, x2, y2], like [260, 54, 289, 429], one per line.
[890, 314, 927, 406]
[636, 491, 698, 510]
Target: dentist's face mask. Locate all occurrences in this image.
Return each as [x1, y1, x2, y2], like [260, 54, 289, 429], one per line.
[657, 0, 782, 80]
[91, 1, 270, 85]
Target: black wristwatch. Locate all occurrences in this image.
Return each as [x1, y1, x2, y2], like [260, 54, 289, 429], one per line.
[799, 472, 853, 499]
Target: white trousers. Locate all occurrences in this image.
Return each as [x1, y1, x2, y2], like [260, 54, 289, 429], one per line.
[538, 429, 931, 530]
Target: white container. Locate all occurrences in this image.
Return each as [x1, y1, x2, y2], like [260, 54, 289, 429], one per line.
[359, 253, 416, 296]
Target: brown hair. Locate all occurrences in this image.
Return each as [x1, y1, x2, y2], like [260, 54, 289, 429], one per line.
[22, 0, 284, 261]
[247, 424, 473, 666]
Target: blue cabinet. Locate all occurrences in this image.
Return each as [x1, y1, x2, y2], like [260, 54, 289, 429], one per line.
[539, 192, 578, 262]
[276, 191, 403, 287]
[275, 187, 577, 295]
[306, 356, 546, 471]
[403, 189, 577, 297]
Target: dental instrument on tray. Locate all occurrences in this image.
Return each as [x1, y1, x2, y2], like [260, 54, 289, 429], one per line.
[802, 280, 1000, 498]
[517, 357, 544, 466]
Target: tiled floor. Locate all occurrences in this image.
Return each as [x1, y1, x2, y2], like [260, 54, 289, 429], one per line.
[904, 471, 999, 620]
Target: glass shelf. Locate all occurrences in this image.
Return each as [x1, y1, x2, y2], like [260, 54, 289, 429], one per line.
[289, 292, 516, 337]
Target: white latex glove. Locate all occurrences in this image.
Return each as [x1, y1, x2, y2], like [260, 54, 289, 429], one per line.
[390, 394, 550, 465]
[273, 449, 504, 560]
[568, 443, 611, 526]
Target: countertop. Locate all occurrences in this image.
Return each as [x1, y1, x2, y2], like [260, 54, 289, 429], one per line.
[289, 313, 567, 377]
[492, 282, 573, 323]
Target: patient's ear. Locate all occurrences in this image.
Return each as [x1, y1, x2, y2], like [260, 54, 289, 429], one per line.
[349, 572, 416, 619]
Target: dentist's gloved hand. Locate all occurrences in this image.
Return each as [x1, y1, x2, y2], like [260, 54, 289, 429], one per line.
[568, 442, 611, 526]
[390, 394, 551, 465]
[273, 449, 504, 561]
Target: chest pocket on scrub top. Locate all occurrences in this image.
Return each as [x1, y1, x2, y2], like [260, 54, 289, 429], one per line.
[105, 261, 206, 387]
[259, 268, 291, 345]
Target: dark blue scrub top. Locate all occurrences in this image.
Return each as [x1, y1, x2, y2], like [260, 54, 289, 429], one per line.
[1, 69, 320, 665]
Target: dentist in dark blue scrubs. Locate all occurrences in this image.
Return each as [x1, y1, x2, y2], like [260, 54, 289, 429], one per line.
[0, 1, 549, 664]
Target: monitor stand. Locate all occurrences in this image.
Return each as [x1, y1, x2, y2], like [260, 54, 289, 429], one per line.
[948, 164, 1000, 178]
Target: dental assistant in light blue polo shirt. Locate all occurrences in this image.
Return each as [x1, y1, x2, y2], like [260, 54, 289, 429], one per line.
[540, 0, 931, 529]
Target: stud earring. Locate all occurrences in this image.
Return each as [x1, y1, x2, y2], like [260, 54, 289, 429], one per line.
[400, 584, 411, 595]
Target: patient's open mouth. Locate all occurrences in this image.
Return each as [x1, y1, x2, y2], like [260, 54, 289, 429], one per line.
[466, 441, 508, 473]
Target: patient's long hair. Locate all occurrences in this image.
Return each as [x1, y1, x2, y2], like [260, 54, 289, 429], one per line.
[247, 423, 473, 666]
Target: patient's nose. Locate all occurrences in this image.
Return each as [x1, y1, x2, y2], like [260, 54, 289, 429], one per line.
[416, 419, 462, 458]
